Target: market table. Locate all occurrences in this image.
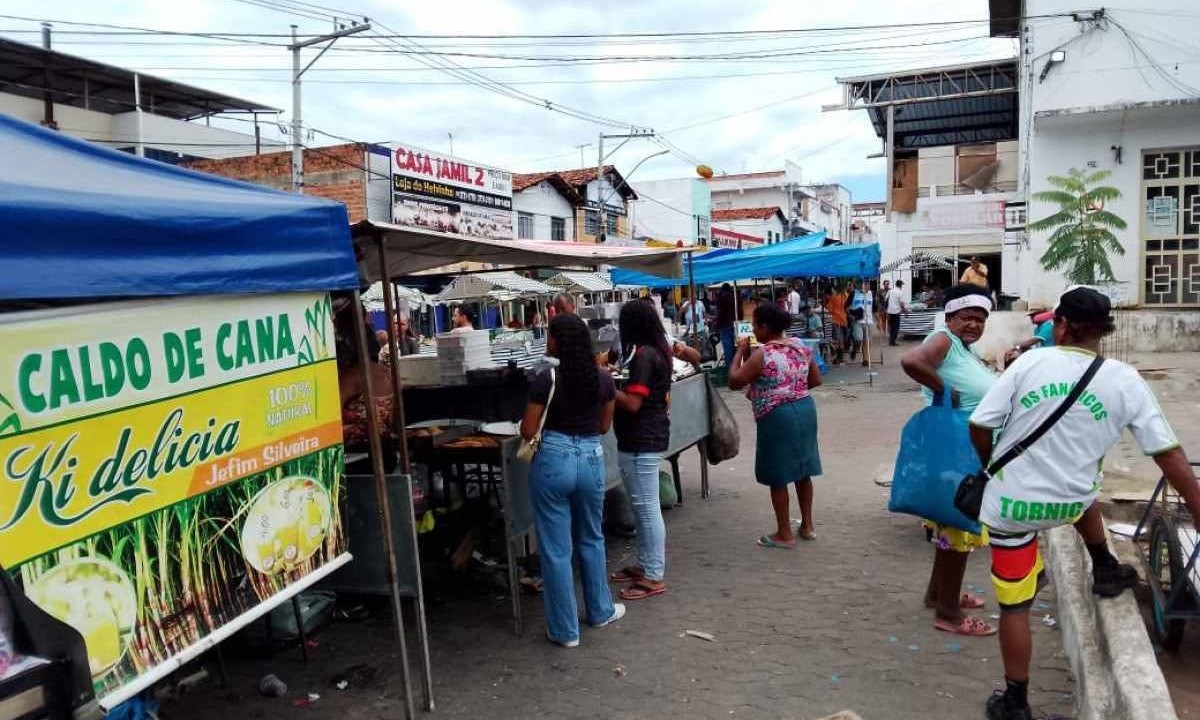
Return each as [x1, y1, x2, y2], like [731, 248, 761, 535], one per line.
[900, 309, 940, 338]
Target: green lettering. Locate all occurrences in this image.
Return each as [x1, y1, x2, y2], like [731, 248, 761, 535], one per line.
[1096, 410, 1108, 421]
[1044, 503, 1061, 521]
[17, 353, 46, 414]
[276, 314, 295, 358]
[92, 429, 129, 496]
[1066, 502, 1084, 520]
[1012, 500, 1029, 522]
[1041, 384, 1053, 399]
[127, 338, 152, 391]
[216, 323, 235, 371]
[235, 321, 255, 368]
[1000, 496, 1013, 519]
[1057, 382, 1072, 396]
[1020, 395, 1035, 409]
[164, 332, 186, 383]
[124, 448, 148, 486]
[1028, 502, 1045, 521]
[77, 346, 104, 402]
[255, 316, 276, 362]
[48, 349, 80, 410]
[184, 327, 205, 379]
[99, 342, 125, 396]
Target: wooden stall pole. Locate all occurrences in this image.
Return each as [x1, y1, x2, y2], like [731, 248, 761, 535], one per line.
[350, 290, 416, 720]
[375, 237, 435, 711]
[687, 250, 698, 336]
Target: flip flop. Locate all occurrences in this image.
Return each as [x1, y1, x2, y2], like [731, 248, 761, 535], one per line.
[757, 534, 797, 549]
[960, 592, 986, 609]
[609, 567, 644, 584]
[934, 616, 996, 637]
[619, 581, 666, 601]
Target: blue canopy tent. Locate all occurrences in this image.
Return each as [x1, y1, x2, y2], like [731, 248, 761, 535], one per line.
[0, 116, 437, 717]
[0, 113, 358, 300]
[610, 236, 880, 289]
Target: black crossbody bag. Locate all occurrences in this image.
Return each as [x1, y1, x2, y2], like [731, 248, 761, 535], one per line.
[953, 356, 1105, 521]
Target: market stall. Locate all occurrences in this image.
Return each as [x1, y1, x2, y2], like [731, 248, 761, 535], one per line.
[0, 115, 425, 716]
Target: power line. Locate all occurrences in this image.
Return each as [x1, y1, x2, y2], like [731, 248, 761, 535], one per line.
[0, 13, 282, 46]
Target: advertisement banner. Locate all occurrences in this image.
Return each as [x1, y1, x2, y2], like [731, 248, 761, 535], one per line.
[390, 143, 513, 240]
[0, 292, 346, 705]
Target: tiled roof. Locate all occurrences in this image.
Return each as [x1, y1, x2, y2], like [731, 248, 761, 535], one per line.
[711, 207, 784, 221]
[511, 165, 637, 200]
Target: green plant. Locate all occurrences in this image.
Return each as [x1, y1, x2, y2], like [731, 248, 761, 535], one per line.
[1028, 168, 1127, 284]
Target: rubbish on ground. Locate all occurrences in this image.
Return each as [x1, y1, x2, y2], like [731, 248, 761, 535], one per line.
[936, 690, 955, 699]
[1036, 602, 1049, 610]
[685, 630, 716, 642]
[292, 693, 320, 707]
[335, 680, 349, 691]
[990, 614, 1000, 620]
[830, 673, 841, 683]
[1043, 615, 1057, 628]
[888, 635, 898, 643]
[1107, 522, 1140, 538]
[946, 642, 962, 653]
[258, 673, 287, 698]
[908, 644, 920, 652]
[613, 664, 627, 678]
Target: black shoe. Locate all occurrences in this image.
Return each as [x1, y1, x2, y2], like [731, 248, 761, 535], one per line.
[986, 691, 1032, 720]
[1093, 561, 1139, 597]
[605, 523, 637, 539]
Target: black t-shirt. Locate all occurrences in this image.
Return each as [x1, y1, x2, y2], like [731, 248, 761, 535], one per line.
[528, 367, 616, 436]
[614, 345, 671, 453]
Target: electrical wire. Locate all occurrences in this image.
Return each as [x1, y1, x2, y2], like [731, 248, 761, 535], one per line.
[0, 13, 283, 46]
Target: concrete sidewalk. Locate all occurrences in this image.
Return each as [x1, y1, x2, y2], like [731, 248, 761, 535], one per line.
[168, 361, 1076, 720]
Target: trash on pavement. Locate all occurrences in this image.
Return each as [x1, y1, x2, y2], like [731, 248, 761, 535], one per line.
[258, 673, 287, 698]
[685, 630, 717, 642]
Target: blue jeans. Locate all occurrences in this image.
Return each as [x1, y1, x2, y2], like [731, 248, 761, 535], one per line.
[619, 451, 667, 581]
[530, 431, 615, 642]
[719, 326, 735, 368]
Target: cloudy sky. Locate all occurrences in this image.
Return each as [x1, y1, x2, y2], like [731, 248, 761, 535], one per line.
[2, 0, 1017, 202]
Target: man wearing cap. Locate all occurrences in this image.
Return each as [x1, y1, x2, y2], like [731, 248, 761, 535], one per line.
[967, 287, 1200, 720]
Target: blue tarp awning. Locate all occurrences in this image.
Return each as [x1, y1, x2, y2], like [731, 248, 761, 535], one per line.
[610, 234, 880, 288]
[0, 113, 358, 300]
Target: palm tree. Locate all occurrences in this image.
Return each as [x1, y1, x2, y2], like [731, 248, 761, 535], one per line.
[1028, 168, 1127, 284]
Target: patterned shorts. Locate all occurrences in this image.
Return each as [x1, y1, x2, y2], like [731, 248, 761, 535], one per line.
[989, 531, 1046, 613]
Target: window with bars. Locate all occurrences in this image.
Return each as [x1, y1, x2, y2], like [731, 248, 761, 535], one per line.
[551, 216, 566, 241]
[1142, 148, 1200, 306]
[517, 212, 534, 239]
[584, 210, 599, 236]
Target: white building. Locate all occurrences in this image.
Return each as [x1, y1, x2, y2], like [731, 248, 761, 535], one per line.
[0, 37, 278, 161]
[512, 174, 579, 242]
[705, 162, 820, 238]
[833, 59, 1021, 296]
[711, 207, 789, 245]
[511, 166, 638, 244]
[992, 1, 1200, 312]
[801, 183, 854, 242]
[629, 178, 711, 246]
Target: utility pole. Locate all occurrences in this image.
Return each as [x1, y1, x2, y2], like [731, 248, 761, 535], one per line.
[289, 21, 371, 194]
[596, 129, 655, 243]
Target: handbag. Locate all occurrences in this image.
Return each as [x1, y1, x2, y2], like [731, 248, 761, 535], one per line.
[516, 368, 555, 463]
[888, 385, 984, 533]
[704, 375, 740, 464]
[953, 356, 1105, 521]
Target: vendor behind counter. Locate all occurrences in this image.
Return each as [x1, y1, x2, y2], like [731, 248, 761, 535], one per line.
[335, 295, 398, 474]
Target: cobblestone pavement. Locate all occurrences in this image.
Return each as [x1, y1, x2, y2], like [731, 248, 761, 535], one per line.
[168, 357, 1076, 720]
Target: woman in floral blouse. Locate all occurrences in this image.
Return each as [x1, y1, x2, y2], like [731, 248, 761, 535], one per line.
[729, 302, 823, 548]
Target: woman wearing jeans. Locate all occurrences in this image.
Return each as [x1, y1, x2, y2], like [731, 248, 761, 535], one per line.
[522, 314, 623, 647]
[609, 300, 672, 602]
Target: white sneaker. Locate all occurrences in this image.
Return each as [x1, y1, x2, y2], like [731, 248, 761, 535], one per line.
[548, 635, 580, 648]
[593, 603, 626, 628]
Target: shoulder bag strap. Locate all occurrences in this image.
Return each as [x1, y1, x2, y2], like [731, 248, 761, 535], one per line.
[986, 356, 1104, 475]
[534, 368, 556, 438]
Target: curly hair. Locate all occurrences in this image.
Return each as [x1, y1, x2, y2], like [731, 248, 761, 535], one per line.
[619, 298, 670, 360]
[548, 313, 600, 409]
[752, 302, 792, 336]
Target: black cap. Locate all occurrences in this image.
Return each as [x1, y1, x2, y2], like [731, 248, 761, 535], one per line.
[1056, 287, 1111, 322]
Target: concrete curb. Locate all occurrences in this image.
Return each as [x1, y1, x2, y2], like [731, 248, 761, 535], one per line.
[1044, 525, 1177, 720]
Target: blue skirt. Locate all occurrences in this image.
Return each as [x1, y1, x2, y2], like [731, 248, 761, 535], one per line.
[755, 396, 822, 487]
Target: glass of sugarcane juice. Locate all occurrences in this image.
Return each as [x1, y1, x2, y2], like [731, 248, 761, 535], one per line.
[241, 476, 331, 574]
[28, 558, 136, 677]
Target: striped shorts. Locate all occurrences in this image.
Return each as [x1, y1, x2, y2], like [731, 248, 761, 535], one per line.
[989, 530, 1046, 614]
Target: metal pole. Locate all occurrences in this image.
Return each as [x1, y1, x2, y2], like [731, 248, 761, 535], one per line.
[40, 23, 56, 130]
[349, 291, 416, 720]
[597, 135, 606, 243]
[687, 251, 698, 336]
[291, 24, 303, 193]
[885, 104, 895, 217]
[133, 73, 144, 158]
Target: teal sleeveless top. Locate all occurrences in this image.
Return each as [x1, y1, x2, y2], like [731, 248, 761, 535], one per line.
[920, 328, 997, 411]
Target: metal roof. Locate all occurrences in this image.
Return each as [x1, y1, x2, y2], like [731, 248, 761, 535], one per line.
[832, 59, 1019, 149]
[0, 37, 279, 120]
[434, 271, 557, 303]
[546, 271, 614, 294]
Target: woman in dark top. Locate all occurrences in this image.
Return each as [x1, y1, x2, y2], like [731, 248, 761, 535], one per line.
[521, 314, 622, 647]
[609, 300, 672, 602]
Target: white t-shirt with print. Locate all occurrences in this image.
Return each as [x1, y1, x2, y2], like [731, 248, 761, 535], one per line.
[969, 347, 1178, 534]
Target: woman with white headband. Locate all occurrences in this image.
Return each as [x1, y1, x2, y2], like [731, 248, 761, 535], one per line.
[900, 284, 999, 637]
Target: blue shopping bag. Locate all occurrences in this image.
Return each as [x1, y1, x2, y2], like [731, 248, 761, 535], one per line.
[888, 386, 982, 533]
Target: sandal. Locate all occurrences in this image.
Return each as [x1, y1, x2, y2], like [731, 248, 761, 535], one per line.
[618, 581, 666, 601]
[934, 615, 996, 637]
[757, 534, 797, 549]
[960, 592, 985, 609]
[609, 567, 644, 584]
